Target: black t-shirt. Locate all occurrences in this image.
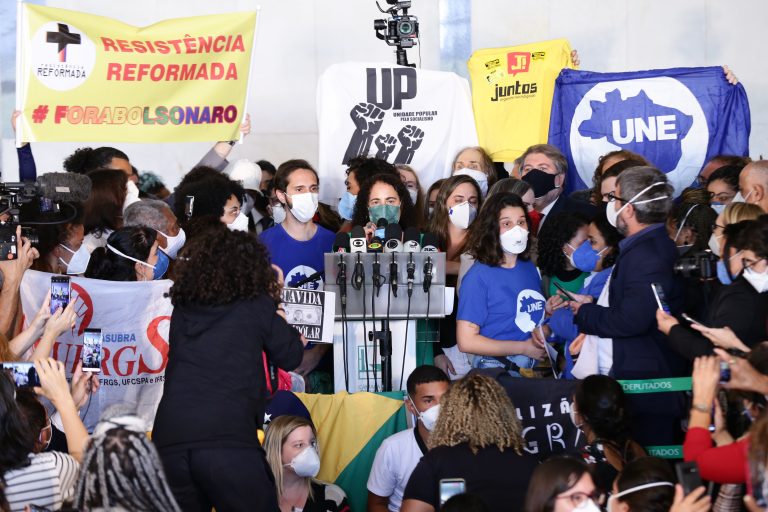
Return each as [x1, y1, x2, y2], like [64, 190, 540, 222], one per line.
[402, 442, 538, 511]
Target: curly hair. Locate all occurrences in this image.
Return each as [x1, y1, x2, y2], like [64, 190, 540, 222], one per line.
[536, 211, 589, 276]
[350, 172, 417, 229]
[466, 193, 532, 266]
[64, 146, 130, 174]
[590, 211, 622, 270]
[667, 202, 716, 252]
[173, 171, 244, 225]
[429, 373, 524, 454]
[427, 175, 482, 251]
[169, 225, 281, 306]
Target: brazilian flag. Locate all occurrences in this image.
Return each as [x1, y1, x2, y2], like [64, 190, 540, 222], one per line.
[297, 391, 408, 511]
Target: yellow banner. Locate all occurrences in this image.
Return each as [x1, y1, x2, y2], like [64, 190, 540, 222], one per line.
[17, 4, 257, 144]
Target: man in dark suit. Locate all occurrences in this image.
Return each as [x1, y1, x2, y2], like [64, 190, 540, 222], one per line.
[520, 144, 596, 231]
[570, 166, 687, 447]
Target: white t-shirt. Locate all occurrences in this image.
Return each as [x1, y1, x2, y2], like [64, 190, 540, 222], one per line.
[4, 451, 79, 512]
[367, 427, 427, 512]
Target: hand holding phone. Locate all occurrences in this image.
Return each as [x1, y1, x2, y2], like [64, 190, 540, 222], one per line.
[50, 276, 71, 315]
[682, 313, 707, 328]
[439, 478, 466, 506]
[651, 283, 671, 313]
[1, 362, 41, 388]
[675, 461, 703, 496]
[553, 281, 577, 302]
[82, 328, 103, 373]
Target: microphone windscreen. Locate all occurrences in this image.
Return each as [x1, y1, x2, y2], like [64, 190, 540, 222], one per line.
[421, 232, 439, 252]
[333, 232, 350, 253]
[376, 218, 389, 229]
[350, 226, 367, 253]
[403, 227, 421, 252]
[368, 237, 383, 253]
[384, 224, 402, 243]
[38, 172, 92, 202]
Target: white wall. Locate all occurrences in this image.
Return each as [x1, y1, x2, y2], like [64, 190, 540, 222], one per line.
[2, 0, 767, 186]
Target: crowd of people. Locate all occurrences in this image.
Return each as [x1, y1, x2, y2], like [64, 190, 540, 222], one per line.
[2, 84, 768, 512]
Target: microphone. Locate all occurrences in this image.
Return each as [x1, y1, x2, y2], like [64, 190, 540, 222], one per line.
[421, 232, 439, 253]
[3, 172, 92, 202]
[292, 271, 322, 288]
[384, 224, 402, 253]
[368, 236, 383, 253]
[407, 252, 416, 297]
[423, 256, 433, 293]
[384, 225, 402, 297]
[350, 226, 367, 253]
[403, 227, 421, 253]
[375, 218, 388, 240]
[352, 252, 365, 290]
[333, 232, 351, 253]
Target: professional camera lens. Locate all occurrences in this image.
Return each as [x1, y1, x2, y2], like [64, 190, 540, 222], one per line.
[374, 19, 387, 30]
[398, 20, 414, 35]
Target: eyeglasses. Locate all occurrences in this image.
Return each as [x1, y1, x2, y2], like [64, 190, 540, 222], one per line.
[742, 257, 767, 271]
[605, 192, 627, 203]
[555, 491, 605, 508]
[711, 223, 726, 232]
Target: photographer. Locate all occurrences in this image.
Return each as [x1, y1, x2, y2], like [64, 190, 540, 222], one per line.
[658, 218, 768, 360]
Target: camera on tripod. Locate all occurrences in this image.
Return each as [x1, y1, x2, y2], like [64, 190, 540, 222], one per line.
[374, 0, 419, 67]
[674, 251, 718, 280]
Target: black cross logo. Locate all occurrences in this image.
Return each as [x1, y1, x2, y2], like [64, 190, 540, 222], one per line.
[46, 23, 81, 63]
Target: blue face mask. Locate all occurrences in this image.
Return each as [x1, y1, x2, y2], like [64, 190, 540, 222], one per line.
[717, 259, 732, 285]
[571, 242, 607, 273]
[338, 191, 357, 221]
[153, 250, 169, 280]
[369, 204, 401, 225]
[710, 203, 726, 215]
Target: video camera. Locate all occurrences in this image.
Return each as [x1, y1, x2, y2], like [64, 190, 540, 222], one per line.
[0, 172, 91, 260]
[374, 0, 419, 67]
[674, 250, 718, 280]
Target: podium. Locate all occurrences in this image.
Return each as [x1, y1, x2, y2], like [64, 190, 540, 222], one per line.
[323, 252, 451, 392]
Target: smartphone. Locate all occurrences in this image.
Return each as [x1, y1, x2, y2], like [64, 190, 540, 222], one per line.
[675, 461, 703, 495]
[184, 195, 195, 219]
[553, 281, 577, 301]
[50, 275, 71, 314]
[720, 360, 731, 383]
[651, 283, 671, 313]
[439, 478, 466, 506]
[1, 362, 41, 388]
[681, 313, 707, 327]
[82, 328, 103, 373]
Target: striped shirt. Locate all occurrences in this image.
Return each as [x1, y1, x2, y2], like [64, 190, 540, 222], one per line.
[4, 452, 79, 512]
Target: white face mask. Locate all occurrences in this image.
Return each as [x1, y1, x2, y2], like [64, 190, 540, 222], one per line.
[272, 204, 287, 224]
[500, 225, 528, 254]
[409, 396, 440, 431]
[732, 190, 753, 204]
[157, 228, 186, 259]
[287, 192, 319, 223]
[710, 203, 726, 215]
[285, 446, 320, 478]
[606, 482, 674, 512]
[454, 168, 489, 197]
[744, 266, 768, 293]
[606, 181, 669, 228]
[106, 244, 155, 274]
[448, 201, 477, 230]
[575, 499, 601, 512]
[708, 233, 723, 257]
[123, 180, 141, 213]
[227, 211, 249, 232]
[408, 188, 419, 206]
[58, 243, 91, 275]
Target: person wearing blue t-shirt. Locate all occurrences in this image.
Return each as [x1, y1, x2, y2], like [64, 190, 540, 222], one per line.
[457, 193, 547, 377]
[260, 159, 336, 379]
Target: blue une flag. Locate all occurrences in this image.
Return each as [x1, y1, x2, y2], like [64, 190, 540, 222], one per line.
[548, 66, 750, 195]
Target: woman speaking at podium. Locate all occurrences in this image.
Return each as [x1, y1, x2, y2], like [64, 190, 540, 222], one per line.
[456, 193, 548, 377]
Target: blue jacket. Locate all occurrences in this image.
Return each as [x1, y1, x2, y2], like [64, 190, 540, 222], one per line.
[575, 224, 687, 381]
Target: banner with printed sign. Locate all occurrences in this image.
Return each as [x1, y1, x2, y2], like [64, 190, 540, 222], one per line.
[548, 66, 751, 195]
[19, 270, 172, 429]
[16, 4, 256, 143]
[317, 62, 478, 204]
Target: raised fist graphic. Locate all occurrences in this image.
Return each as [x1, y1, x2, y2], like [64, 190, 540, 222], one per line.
[342, 103, 386, 164]
[374, 134, 397, 161]
[394, 125, 424, 164]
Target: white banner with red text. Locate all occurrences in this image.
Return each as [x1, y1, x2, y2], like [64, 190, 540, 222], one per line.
[20, 270, 172, 429]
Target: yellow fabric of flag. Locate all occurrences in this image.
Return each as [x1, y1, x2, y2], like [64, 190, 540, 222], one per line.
[468, 39, 575, 161]
[17, 4, 256, 143]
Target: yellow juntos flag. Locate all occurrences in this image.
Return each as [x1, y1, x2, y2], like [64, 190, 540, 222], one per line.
[16, 4, 257, 144]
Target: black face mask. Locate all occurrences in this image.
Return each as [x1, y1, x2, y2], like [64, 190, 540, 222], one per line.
[522, 169, 559, 198]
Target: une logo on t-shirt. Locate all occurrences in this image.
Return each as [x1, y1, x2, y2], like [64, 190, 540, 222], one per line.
[285, 265, 322, 290]
[515, 290, 546, 333]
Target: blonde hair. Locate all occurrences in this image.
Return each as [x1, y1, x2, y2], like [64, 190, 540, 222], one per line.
[429, 373, 525, 454]
[263, 415, 317, 502]
[722, 202, 764, 225]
